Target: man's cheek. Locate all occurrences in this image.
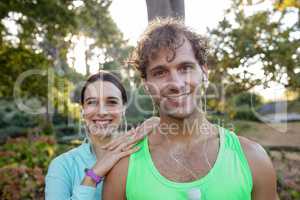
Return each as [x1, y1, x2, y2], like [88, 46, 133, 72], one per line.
[190, 76, 202, 87]
[147, 83, 162, 96]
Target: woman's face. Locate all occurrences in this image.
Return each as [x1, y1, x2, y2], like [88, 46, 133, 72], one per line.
[82, 80, 124, 139]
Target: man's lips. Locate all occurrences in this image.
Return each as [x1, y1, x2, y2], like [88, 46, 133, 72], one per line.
[162, 92, 192, 106]
[163, 91, 192, 99]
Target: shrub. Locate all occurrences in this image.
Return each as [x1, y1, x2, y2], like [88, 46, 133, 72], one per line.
[233, 106, 259, 121]
[0, 166, 44, 200]
[0, 135, 74, 200]
[0, 136, 55, 199]
[0, 136, 56, 169]
[55, 124, 80, 138]
[0, 99, 42, 140]
[233, 92, 263, 108]
[0, 99, 40, 129]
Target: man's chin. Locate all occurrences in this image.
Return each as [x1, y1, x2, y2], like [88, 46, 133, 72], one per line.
[164, 109, 195, 120]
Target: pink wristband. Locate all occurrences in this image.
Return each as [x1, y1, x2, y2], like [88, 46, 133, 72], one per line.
[85, 168, 103, 185]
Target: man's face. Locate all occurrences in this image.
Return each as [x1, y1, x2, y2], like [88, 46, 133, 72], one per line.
[145, 38, 206, 119]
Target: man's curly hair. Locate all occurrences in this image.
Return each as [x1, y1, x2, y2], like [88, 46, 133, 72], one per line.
[129, 17, 209, 79]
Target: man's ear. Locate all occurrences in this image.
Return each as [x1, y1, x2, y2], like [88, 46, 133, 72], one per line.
[142, 79, 150, 93]
[202, 64, 209, 89]
[203, 64, 208, 76]
[144, 84, 150, 93]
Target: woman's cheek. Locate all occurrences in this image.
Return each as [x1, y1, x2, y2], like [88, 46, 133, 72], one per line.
[108, 106, 123, 122]
[83, 107, 96, 117]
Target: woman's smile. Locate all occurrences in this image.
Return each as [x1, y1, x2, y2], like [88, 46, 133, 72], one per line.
[92, 118, 113, 126]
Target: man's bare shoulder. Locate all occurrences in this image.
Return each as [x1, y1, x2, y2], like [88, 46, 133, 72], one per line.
[238, 136, 277, 199]
[110, 156, 129, 177]
[102, 157, 129, 200]
[238, 136, 272, 168]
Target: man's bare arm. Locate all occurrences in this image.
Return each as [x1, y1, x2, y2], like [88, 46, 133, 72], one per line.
[102, 157, 129, 200]
[239, 136, 278, 200]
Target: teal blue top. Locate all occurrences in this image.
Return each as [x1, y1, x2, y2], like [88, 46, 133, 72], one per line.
[45, 142, 102, 200]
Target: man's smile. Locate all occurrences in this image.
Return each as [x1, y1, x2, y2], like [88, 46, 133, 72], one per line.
[163, 90, 192, 99]
[162, 91, 193, 107]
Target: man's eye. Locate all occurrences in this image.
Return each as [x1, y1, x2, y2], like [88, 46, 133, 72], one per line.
[180, 64, 194, 72]
[153, 70, 167, 77]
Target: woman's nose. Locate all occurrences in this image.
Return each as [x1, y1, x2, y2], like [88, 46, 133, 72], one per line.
[96, 103, 109, 116]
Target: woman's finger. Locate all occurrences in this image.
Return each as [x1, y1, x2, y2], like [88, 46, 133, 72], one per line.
[108, 131, 137, 151]
[100, 138, 120, 150]
[101, 130, 135, 150]
[101, 118, 159, 150]
[125, 128, 136, 136]
[121, 133, 145, 148]
[114, 140, 132, 153]
[126, 125, 153, 146]
[122, 143, 136, 151]
[107, 137, 127, 151]
[134, 116, 159, 138]
[118, 146, 140, 158]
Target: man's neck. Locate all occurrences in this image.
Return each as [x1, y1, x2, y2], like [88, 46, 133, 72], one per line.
[158, 111, 212, 143]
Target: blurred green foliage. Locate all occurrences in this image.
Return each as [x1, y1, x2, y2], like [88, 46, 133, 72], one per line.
[208, 0, 300, 114]
[0, 0, 132, 140]
[0, 135, 75, 200]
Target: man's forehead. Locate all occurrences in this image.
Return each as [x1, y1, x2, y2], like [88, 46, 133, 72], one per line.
[148, 39, 196, 67]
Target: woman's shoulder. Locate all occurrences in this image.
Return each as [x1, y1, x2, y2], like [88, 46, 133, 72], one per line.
[63, 142, 91, 159]
[48, 143, 90, 173]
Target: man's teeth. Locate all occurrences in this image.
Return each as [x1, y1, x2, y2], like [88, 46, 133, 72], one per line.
[167, 93, 189, 99]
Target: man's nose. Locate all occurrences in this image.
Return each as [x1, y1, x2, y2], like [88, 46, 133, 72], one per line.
[165, 71, 186, 92]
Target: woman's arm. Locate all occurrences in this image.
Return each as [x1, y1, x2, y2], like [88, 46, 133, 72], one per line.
[80, 116, 160, 193]
[45, 156, 97, 200]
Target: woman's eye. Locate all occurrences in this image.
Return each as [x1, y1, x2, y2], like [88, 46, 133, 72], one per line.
[107, 100, 118, 105]
[86, 100, 97, 105]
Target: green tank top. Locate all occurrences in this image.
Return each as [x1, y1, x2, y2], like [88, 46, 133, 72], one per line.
[126, 126, 253, 200]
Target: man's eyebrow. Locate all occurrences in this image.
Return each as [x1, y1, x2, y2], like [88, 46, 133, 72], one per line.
[149, 65, 167, 72]
[177, 61, 197, 66]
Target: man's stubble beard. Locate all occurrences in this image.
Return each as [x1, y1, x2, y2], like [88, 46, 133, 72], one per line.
[157, 92, 204, 121]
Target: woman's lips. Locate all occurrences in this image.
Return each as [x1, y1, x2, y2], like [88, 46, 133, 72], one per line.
[92, 119, 112, 126]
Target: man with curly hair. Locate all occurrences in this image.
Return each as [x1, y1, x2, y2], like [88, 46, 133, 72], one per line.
[103, 18, 277, 200]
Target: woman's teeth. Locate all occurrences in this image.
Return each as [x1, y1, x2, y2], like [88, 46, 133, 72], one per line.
[93, 120, 112, 125]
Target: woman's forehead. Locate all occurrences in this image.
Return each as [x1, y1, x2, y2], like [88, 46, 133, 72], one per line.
[84, 80, 122, 99]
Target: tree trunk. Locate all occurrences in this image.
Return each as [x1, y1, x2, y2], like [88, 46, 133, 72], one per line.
[85, 50, 90, 76]
[145, 0, 185, 22]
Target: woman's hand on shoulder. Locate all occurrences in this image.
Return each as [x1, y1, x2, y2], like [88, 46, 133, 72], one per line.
[101, 116, 160, 151]
[91, 139, 139, 177]
[92, 116, 160, 176]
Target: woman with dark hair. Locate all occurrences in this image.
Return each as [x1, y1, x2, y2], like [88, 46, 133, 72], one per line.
[45, 70, 158, 200]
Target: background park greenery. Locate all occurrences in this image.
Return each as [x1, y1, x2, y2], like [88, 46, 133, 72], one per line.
[0, 0, 299, 199]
